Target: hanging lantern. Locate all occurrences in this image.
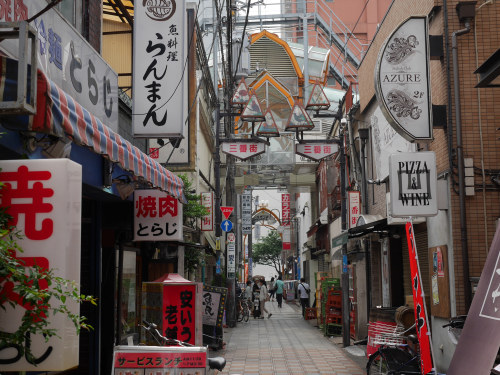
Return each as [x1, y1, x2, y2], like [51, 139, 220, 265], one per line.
[256, 109, 280, 137]
[306, 82, 330, 111]
[284, 101, 315, 132]
[240, 90, 265, 122]
[231, 78, 250, 108]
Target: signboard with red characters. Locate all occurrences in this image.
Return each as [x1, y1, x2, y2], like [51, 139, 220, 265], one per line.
[405, 221, 433, 375]
[0, 159, 82, 371]
[112, 345, 207, 375]
[348, 191, 361, 229]
[282, 193, 291, 250]
[221, 141, 265, 160]
[296, 143, 339, 161]
[134, 189, 183, 241]
[200, 192, 213, 231]
[142, 274, 202, 347]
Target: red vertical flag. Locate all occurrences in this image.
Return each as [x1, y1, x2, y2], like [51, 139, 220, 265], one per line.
[405, 221, 433, 375]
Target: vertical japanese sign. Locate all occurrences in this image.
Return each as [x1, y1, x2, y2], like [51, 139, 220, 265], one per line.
[133, 0, 186, 137]
[200, 192, 213, 231]
[405, 222, 433, 375]
[348, 191, 361, 228]
[0, 159, 82, 371]
[0, 0, 119, 131]
[241, 193, 252, 234]
[163, 284, 197, 345]
[227, 233, 236, 278]
[134, 190, 183, 241]
[282, 193, 291, 250]
[202, 285, 227, 328]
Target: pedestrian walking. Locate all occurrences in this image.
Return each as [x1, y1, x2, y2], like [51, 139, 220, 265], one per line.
[275, 275, 284, 308]
[298, 277, 310, 317]
[252, 280, 261, 318]
[258, 278, 272, 319]
[268, 277, 276, 301]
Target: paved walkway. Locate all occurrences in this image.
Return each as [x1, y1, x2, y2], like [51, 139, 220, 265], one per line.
[215, 299, 366, 375]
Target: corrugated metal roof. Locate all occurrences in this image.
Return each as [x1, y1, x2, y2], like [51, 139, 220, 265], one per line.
[249, 36, 298, 80]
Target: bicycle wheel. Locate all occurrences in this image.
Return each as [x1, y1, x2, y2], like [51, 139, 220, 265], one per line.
[237, 302, 244, 322]
[243, 303, 250, 322]
[367, 350, 392, 375]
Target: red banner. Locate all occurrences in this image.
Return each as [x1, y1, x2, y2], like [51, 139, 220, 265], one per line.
[162, 284, 197, 345]
[405, 222, 433, 375]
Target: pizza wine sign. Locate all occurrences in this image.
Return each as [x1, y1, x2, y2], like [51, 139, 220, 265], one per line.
[375, 16, 432, 142]
[389, 152, 437, 217]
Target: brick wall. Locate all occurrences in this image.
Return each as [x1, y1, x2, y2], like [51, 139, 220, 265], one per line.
[84, 0, 102, 52]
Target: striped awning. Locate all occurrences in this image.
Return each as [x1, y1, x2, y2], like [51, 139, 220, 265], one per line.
[0, 56, 185, 202]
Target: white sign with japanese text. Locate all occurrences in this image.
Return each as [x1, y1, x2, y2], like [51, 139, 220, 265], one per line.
[133, 0, 186, 138]
[348, 191, 361, 228]
[0, 159, 82, 371]
[295, 143, 339, 161]
[227, 233, 236, 277]
[389, 152, 437, 217]
[241, 193, 252, 234]
[200, 192, 213, 231]
[0, 0, 119, 131]
[221, 142, 266, 160]
[134, 190, 183, 241]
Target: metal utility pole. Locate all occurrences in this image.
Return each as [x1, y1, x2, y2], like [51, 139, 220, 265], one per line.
[339, 121, 350, 347]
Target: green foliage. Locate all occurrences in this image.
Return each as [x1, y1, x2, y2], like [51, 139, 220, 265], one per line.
[0, 185, 97, 364]
[177, 174, 209, 228]
[252, 230, 283, 275]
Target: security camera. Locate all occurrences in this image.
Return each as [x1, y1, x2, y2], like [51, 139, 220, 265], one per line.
[340, 118, 347, 125]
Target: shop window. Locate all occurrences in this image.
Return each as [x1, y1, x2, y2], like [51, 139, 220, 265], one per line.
[118, 249, 141, 345]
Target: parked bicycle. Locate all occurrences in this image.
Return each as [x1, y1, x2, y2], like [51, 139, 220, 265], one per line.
[237, 295, 251, 322]
[140, 320, 226, 374]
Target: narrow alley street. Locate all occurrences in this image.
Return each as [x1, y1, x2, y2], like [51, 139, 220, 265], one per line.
[214, 300, 366, 375]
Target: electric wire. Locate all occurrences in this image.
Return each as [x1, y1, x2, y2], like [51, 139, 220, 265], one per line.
[232, 0, 253, 83]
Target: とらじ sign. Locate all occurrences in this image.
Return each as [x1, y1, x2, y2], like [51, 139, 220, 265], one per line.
[134, 189, 183, 241]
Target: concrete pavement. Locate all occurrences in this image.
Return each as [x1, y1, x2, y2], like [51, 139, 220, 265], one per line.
[214, 299, 367, 375]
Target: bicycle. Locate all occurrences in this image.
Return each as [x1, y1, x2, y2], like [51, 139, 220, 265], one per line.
[237, 296, 250, 322]
[138, 320, 226, 374]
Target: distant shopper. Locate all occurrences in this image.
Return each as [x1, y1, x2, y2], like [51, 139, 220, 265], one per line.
[298, 277, 310, 317]
[268, 277, 276, 301]
[258, 279, 272, 319]
[275, 275, 284, 308]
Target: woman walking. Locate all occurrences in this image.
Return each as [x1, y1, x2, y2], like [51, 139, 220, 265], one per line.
[268, 277, 276, 301]
[258, 278, 272, 319]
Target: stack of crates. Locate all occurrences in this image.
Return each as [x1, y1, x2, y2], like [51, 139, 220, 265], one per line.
[319, 278, 340, 333]
[324, 288, 342, 336]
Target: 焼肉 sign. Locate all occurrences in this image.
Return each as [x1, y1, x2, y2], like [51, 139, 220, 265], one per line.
[375, 16, 432, 142]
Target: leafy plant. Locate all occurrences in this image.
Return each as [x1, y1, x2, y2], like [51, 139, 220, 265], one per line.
[178, 174, 209, 229]
[0, 183, 97, 364]
[252, 230, 283, 276]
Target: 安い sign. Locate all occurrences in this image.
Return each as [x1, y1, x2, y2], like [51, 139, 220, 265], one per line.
[375, 16, 432, 142]
[389, 152, 437, 217]
[134, 190, 183, 241]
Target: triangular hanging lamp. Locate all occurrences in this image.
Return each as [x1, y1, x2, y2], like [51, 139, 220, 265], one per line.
[285, 101, 315, 131]
[231, 78, 250, 107]
[240, 90, 265, 122]
[306, 82, 331, 111]
[256, 109, 280, 137]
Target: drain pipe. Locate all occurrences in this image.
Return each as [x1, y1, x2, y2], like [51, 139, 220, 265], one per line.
[452, 19, 473, 310]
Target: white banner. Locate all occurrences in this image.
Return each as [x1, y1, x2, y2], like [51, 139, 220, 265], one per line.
[0, 159, 82, 371]
[133, 0, 186, 138]
[241, 193, 252, 234]
[134, 190, 183, 241]
[200, 192, 213, 231]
